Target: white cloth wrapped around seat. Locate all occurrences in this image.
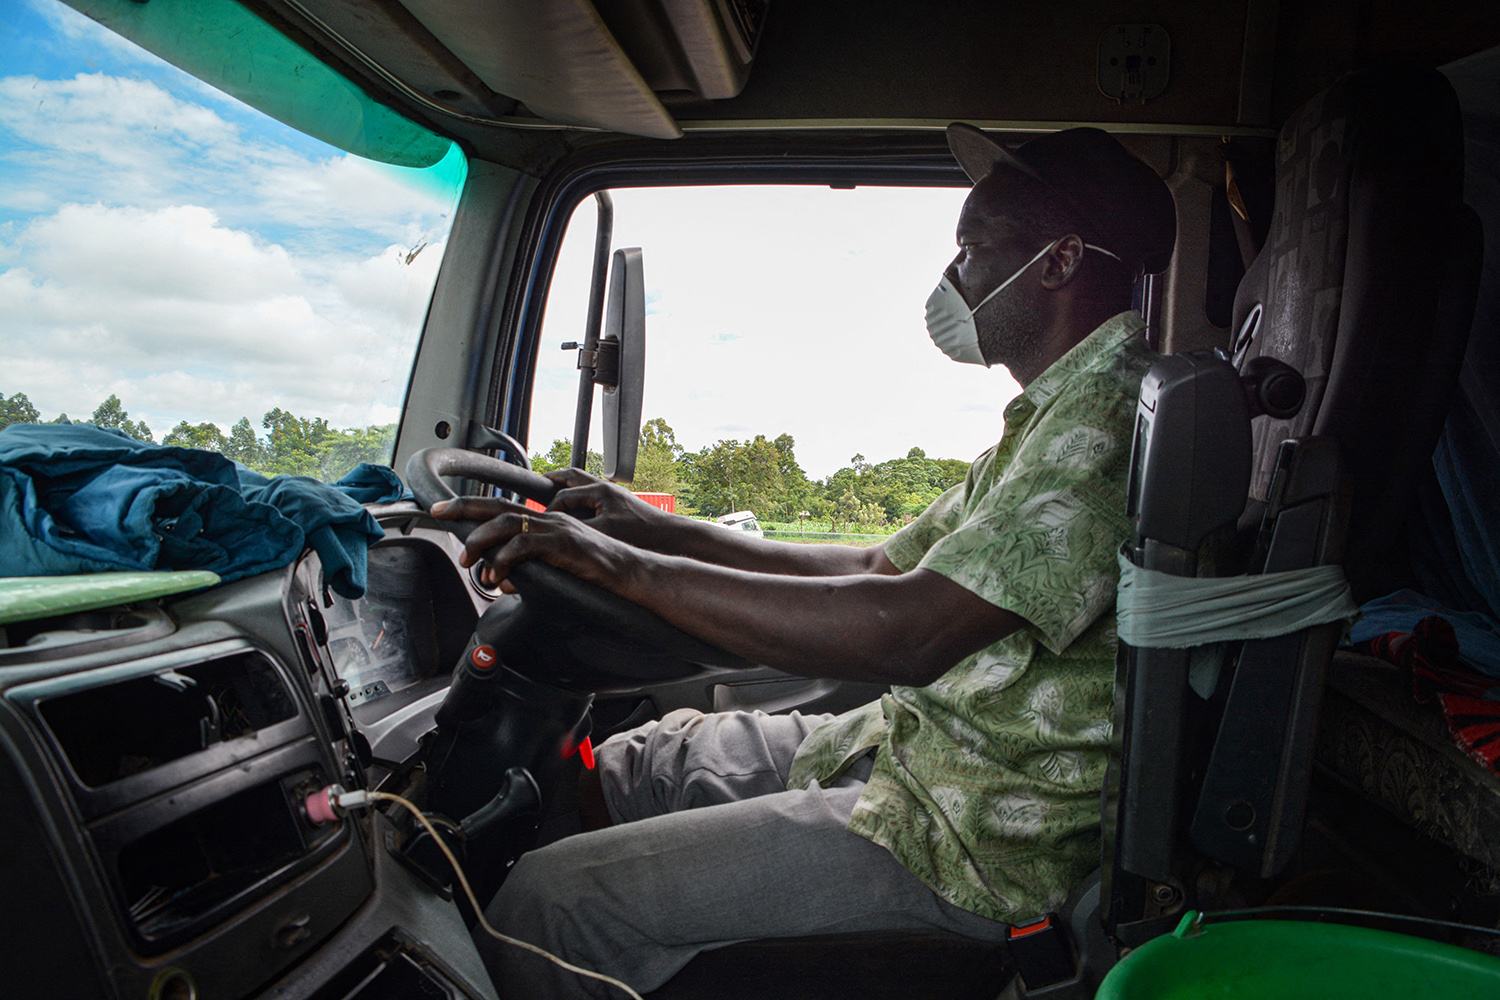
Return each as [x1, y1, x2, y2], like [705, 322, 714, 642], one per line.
[1115, 549, 1359, 649]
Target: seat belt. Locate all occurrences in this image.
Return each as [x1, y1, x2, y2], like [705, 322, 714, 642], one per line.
[1226, 162, 1259, 272]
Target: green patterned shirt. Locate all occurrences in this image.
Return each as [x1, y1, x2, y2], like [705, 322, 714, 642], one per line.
[787, 311, 1154, 923]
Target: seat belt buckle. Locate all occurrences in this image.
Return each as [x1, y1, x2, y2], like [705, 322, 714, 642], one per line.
[1006, 914, 1075, 990]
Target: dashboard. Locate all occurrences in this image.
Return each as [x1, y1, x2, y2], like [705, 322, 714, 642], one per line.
[326, 545, 446, 709]
[0, 506, 499, 1000]
[0, 500, 840, 1000]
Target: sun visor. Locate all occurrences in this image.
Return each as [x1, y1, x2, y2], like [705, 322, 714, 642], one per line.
[397, 0, 683, 139]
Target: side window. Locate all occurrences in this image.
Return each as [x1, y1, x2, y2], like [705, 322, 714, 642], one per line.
[0, 0, 465, 481]
[530, 185, 1013, 541]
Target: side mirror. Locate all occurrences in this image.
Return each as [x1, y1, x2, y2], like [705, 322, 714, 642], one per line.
[599, 247, 645, 482]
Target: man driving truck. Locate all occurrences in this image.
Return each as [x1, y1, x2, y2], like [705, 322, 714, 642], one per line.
[432, 123, 1176, 998]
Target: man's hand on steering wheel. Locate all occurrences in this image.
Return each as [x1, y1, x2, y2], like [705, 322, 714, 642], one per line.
[542, 468, 679, 550]
[431, 496, 641, 593]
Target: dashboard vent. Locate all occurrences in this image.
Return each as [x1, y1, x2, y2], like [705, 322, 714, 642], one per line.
[117, 777, 305, 944]
[39, 651, 297, 787]
[308, 931, 471, 1000]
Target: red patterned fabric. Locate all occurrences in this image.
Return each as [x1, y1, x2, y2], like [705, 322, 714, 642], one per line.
[1360, 616, 1500, 773]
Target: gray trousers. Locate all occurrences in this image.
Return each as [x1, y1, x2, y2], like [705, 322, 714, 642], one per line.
[476, 708, 1010, 999]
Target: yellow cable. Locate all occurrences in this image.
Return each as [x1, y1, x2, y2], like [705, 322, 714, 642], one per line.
[365, 790, 645, 1000]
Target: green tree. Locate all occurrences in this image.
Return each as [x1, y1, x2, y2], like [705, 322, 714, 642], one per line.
[632, 417, 684, 494]
[163, 420, 228, 452]
[0, 391, 41, 430]
[90, 394, 153, 442]
[532, 438, 572, 473]
[261, 408, 333, 477]
[91, 394, 127, 430]
[531, 437, 603, 476]
[680, 432, 813, 520]
[816, 445, 969, 524]
[680, 438, 742, 517]
[829, 487, 884, 533]
[224, 417, 264, 467]
[769, 433, 814, 517]
[318, 425, 396, 482]
[737, 434, 806, 520]
[165, 412, 393, 480]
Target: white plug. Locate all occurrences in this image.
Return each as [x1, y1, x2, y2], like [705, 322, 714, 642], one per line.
[335, 788, 372, 811]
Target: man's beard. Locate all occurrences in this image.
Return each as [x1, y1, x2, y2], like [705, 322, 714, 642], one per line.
[977, 288, 1047, 375]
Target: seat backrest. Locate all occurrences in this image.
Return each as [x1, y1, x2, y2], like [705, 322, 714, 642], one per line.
[1231, 67, 1481, 604]
[1091, 68, 1483, 964]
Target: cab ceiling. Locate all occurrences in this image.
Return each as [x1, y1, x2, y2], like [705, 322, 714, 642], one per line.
[254, 0, 1500, 173]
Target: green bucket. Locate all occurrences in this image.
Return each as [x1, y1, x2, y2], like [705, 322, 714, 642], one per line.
[1097, 911, 1500, 999]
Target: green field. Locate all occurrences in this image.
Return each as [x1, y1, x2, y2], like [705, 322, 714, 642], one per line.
[763, 530, 887, 547]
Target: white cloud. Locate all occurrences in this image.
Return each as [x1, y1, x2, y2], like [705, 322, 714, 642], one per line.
[253, 154, 454, 246]
[330, 236, 445, 323]
[0, 72, 238, 157]
[25, 203, 299, 300]
[1, 201, 440, 435]
[0, 72, 451, 251]
[27, 0, 166, 69]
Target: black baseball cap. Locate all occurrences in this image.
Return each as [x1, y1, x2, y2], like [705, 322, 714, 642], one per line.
[946, 123, 1177, 275]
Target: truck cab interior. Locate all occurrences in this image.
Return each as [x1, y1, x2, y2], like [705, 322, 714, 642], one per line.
[5, 1, 1500, 998]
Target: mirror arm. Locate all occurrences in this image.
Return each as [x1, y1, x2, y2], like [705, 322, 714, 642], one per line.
[591, 339, 620, 388]
[561, 341, 619, 388]
[570, 190, 615, 470]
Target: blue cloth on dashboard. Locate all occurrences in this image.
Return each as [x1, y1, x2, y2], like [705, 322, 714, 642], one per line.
[236, 465, 387, 597]
[0, 424, 384, 597]
[332, 462, 414, 504]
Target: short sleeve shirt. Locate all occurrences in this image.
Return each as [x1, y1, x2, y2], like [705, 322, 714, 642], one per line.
[786, 311, 1154, 923]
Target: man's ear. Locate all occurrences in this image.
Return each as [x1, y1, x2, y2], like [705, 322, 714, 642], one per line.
[1038, 234, 1086, 289]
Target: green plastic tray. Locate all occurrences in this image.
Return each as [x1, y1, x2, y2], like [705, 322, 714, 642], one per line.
[0, 572, 221, 626]
[1098, 911, 1500, 999]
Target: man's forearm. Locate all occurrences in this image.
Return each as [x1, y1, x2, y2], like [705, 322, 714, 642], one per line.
[448, 500, 1022, 683]
[538, 472, 892, 577]
[619, 552, 1018, 684]
[640, 517, 895, 577]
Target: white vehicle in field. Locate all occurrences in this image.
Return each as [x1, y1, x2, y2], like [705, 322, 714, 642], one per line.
[715, 511, 763, 537]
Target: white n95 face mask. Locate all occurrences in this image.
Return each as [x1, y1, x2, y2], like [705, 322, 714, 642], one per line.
[923, 239, 1122, 366]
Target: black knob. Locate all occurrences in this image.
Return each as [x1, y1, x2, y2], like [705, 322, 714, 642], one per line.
[1240, 356, 1305, 420]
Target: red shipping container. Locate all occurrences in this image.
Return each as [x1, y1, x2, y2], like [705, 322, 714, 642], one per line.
[633, 492, 676, 513]
[523, 493, 675, 513]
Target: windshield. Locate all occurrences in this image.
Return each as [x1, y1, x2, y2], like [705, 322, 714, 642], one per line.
[531, 185, 1015, 536]
[0, 0, 466, 481]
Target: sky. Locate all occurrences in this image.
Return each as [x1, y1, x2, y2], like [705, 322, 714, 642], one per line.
[1, 0, 1023, 481]
[0, 0, 463, 436]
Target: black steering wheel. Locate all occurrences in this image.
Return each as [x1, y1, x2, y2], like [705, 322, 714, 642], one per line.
[405, 447, 753, 688]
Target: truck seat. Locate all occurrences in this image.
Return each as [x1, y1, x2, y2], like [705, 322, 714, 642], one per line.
[1098, 63, 1482, 985]
[1230, 67, 1480, 606]
[1311, 56, 1500, 887]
